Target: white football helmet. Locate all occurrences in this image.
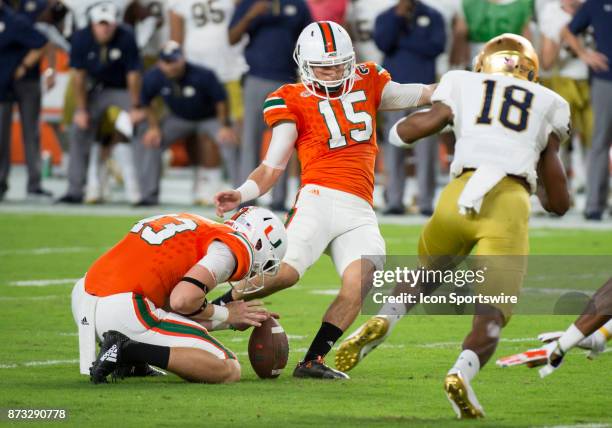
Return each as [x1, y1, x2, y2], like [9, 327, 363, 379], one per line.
[224, 206, 287, 293]
[293, 21, 356, 100]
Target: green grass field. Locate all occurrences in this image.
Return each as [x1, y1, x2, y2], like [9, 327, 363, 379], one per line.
[1, 213, 611, 427]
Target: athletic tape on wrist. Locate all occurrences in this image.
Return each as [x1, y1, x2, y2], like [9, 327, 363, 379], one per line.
[237, 179, 260, 203]
[210, 304, 229, 322]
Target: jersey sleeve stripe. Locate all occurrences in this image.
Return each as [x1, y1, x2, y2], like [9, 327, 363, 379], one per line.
[376, 64, 386, 74]
[263, 98, 286, 109]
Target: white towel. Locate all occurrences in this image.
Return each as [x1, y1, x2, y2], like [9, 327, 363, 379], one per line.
[114, 110, 134, 138]
[457, 165, 507, 215]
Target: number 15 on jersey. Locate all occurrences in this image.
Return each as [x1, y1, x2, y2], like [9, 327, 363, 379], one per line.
[318, 91, 373, 149]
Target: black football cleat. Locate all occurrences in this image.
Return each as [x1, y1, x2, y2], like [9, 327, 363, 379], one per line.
[293, 356, 350, 380]
[89, 330, 130, 384]
[114, 363, 167, 379]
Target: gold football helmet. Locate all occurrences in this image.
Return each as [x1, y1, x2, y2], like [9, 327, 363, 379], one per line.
[473, 33, 539, 82]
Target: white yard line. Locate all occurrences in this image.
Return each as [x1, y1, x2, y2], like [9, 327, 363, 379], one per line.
[0, 295, 65, 301]
[0, 246, 101, 256]
[1, 199, 611, 229]
[0, 359, 78, 369]
[310, 289, 339, 296]
[8, 278, 79, 287]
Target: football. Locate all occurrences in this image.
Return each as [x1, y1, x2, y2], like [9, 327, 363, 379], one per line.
[248, 317, 289, 379]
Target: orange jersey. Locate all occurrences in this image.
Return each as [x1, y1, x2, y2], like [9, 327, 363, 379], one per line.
[85, 213, 253, 307]
[263, 62, 391, 205]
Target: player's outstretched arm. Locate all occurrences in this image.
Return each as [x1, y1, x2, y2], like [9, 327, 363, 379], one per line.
[378, 81, 435, 111]
[214, 122, 297, 217]
[390, 102, 453, 146]
[536, 134, 570, 216]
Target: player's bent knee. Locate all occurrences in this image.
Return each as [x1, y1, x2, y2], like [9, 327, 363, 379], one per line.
[186, 359, 240, 384]
[221, 359, 241, 383]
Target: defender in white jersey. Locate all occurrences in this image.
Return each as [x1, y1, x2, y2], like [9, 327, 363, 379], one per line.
[168, 0, 246, 190]
[336, 34, 571, 419]
[168, 0, 247, 84]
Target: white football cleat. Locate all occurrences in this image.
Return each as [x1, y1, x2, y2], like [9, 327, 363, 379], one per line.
[537, 331, 564, 344]
[335, 316, 390, 372]
[444, 370, 485, 419]
[584, 332, 607, 359]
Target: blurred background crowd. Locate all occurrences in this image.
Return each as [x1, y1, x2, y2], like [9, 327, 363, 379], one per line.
[0, 0, 610, 220]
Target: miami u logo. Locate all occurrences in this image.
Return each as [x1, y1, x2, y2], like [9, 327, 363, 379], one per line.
[264, 225, 282, 249]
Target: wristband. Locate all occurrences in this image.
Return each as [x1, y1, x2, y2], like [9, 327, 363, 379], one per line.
[210, 304, 229, 322]
[236, 179, 260, 203]
[388, 118, 407, 148]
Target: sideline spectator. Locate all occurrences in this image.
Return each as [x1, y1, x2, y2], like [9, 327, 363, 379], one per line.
[562, 0, 612, 220]
[374, 0, 445, 215]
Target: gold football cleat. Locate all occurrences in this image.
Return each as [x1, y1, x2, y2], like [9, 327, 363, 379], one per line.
[444, 372, 485, 419]
[335, 316, 389, 372]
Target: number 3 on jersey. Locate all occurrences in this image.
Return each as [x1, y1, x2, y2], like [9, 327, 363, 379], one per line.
[318, 91, 373, 149]
[131, 214, 198, 245]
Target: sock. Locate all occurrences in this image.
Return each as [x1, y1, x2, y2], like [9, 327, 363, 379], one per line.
[448, 349, 480, 382]
[211, 289, 235, 306]
[195, 167, 223, 185]
[379, 299, 408, 331]
[122, 340, 170, 369]
[113, 143, 140, 203]
[579, 319, 612, 349]
[598, 319, 612, 341]
[558, 323, 586, 353]
[303, 322, 344, 362]
[205, 167, 223, 183]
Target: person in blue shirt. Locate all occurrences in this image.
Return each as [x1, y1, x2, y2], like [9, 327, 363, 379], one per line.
[0, 1, 48, 201]
[229, 0, 312, 211]
[5, 0, 53, 200]
[562, 0, 612, 221]
[374, 0, 445, 216]
[134, 41, 236, 206]
[58, 1, 143, 204]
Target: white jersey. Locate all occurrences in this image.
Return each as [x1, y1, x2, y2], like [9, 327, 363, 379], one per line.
[432, 70, 571, 191]
[137, 0, 170, 57]
[168, 0, 247, 83]
[345, 0, 396, 64]
[421, 0, 463, 75]
[62, 0, 131, 33]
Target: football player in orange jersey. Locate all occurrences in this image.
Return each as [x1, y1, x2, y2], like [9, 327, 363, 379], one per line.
[213, 21, 434, 379]
[71, 207, 287, 384]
